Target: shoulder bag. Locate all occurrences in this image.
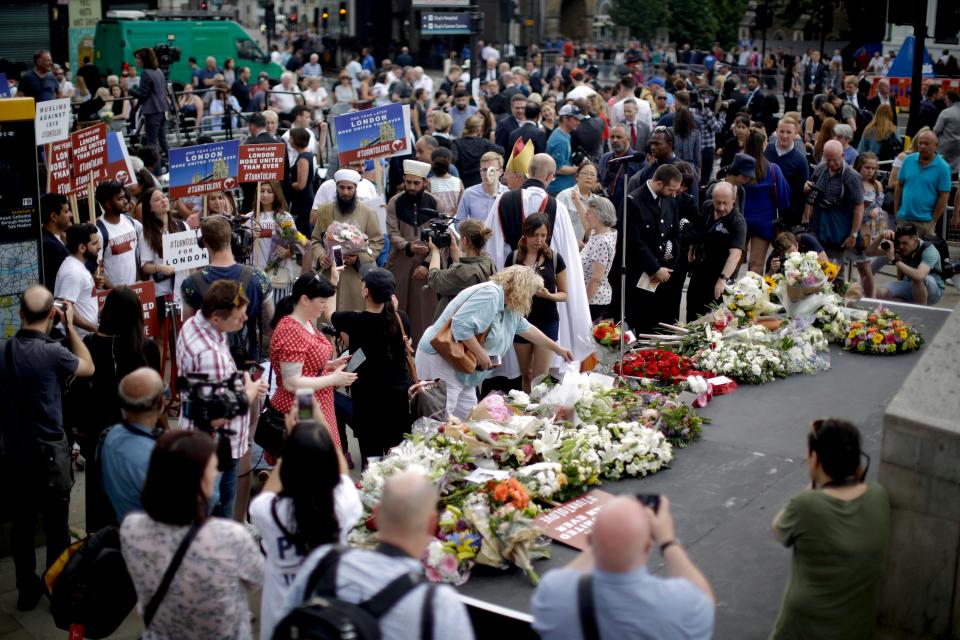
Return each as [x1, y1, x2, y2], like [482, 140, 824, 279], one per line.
[429, 284, 495, 374]
[254, 364, 287, 459]
[395, 311, 419, 383]
[142, 521, 205, 628]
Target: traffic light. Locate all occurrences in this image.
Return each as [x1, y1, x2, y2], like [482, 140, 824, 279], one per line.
[338, 2, 347, 26]
[321, 6, 329, 28]
[289, 13, 297, 26]
[200, 0, 207, 9]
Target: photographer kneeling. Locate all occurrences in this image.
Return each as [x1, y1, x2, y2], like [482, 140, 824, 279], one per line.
[176, 279, 268, 518]
[865, 225, 945, 306]
[426, 219, 496, 321]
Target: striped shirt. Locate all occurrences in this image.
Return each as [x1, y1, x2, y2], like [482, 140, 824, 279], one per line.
[176, 312, 249, 458]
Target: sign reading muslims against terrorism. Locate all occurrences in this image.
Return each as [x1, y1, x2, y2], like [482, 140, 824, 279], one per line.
[533, 489, 616, 550]
[238, 143, 287, 183]
[168, 139, 241, 199]
[70, 123, 107, 197]
[333, 103, 411, 165]
[35, 98, 72, 145]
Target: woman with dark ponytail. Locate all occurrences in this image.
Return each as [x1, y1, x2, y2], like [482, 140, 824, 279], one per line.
[269, 269, 356, 451]
[332, 267, 414, 467]
[250, 420, 362, 640]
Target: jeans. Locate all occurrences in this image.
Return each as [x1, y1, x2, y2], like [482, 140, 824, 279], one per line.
[883, 276, 943, 305]
[415, 349, 479, 420]
[11, 480, 70, 591]
[213, 456, 238, 519]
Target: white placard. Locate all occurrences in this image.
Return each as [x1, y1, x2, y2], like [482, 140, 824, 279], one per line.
[163, 229, 209, 271]
[36, 98, 72, 145]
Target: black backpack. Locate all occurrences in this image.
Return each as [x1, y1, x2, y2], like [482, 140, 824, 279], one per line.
[273, 547, 436, 640]
[46, 526, 138, 639]
[922, 236, 955, 280]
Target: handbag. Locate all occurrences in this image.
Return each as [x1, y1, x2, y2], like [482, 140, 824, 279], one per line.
[408, 379, 448, 422]
[428, 285, 494, 374]
[254, 365, 288, 458]
[395, 311, 419, 383]
[143, 521, 204, 628]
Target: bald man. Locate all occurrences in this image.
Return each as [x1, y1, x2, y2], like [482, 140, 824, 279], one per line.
[687, 181, 746, 320]
[894, 130, 952, 237]
[278, 472, 475, 639]
[0, 286, 94, 610]
[803, 139, 865, 266]
[532, 496, 714, 639]
[98, 367, 164, 526]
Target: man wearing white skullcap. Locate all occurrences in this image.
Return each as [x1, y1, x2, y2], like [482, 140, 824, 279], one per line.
[306, 162, 385, 312]
[386, 158, 442, 343]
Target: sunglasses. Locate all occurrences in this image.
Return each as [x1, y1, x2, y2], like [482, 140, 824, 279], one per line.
[656, 95, 667, 100]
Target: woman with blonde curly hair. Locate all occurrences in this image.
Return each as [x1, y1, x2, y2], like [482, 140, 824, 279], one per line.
[416, 265, 574, 418]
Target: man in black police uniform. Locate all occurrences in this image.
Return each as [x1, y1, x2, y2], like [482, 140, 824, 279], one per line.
[624, 164, 683, 333]
[686, 181, 747, 321]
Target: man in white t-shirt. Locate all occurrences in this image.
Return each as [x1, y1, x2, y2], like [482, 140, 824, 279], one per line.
[54, 223, 103, 336]
[95, 181, 141, 288]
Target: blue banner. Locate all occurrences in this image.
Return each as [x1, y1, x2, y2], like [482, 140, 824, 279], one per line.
[333, 103, 411, 165]
[168, 140, 241, 199]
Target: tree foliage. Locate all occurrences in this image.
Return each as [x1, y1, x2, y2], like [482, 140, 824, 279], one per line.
[609, 0, 749, 49]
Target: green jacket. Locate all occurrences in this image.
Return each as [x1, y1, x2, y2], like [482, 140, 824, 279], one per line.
[427, 255, 497, 321]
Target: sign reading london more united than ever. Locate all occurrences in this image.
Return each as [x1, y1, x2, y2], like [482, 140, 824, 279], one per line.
[333, 102, 411, 165]
[70, 122, 107, 196]
[168, 139, 240, 199]
[238, 143, 286, 183]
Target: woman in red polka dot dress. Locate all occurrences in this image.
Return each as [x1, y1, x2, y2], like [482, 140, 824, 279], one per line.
[268, 270, 356, 448]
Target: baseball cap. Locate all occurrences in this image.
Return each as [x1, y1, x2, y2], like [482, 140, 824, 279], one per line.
[730, 153, 757, 180]
[362, 267, 395, 302]
[557, 104, 584, 120]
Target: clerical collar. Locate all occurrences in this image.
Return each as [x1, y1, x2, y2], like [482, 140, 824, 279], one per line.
[522, 178, 545, 190]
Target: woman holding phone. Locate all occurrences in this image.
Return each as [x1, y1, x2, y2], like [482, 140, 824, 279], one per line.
[269, 270, 356, 449]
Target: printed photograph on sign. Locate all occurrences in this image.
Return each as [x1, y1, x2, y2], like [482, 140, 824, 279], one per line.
[103, 132, 137, 187]
[333, 103, 411, 165]
[168, 140, 240, 199]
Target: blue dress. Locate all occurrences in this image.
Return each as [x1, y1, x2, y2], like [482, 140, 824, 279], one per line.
[742, 161, 791, 241]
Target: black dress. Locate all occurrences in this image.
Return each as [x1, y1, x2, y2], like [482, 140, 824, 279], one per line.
[505, 250, 566, 342]
[290, 151, 316, 235]
[331, 310, 414, 464]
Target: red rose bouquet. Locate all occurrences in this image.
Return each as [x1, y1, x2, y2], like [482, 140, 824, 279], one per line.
[615, 349, 694, 384]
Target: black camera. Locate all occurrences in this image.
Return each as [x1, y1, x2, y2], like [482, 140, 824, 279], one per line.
[694, 88, 718, 111]
[880, 240, 892, 252]
[179, 373, 249, 427]
[154, 37, 182, 76]
[806, 185, 824, 206]
[570, 148, 588, 166]
[230, 215, 255, 262]
[417, 208, 454, 249]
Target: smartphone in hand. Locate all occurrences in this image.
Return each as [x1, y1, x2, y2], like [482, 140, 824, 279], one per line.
[636, 494, 661, 513]
[295, 389, 313, 421]
[332, 245, 344, 268]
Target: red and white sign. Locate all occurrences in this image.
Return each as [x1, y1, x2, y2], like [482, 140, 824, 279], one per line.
[533, 489, 616, 550]
[96, 280, 159, 338]
[47, 140, 72, 196]
[238, 143, 286, 183]
[70, 123, 108, 197]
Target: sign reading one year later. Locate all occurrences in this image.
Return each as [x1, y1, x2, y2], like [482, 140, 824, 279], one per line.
[162, 229, 209, 271]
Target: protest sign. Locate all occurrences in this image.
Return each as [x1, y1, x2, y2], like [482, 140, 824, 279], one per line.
[35, 98, 71, 145]
[0, 73, 9, 98]
[70, 123, 107, 199]
[96, 280, 159, 337]
[168, 140, 240, 199]
[162, 228, 210, 271]
[47, 140, 72, 196]
[533, 489, 616, 550]
[103, 131, 136, 187]
[238, 143, 286, 183]
[333, 103, 411, 165]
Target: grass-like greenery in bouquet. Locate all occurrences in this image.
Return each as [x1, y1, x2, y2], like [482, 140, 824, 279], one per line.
[844, 306, 924, 355]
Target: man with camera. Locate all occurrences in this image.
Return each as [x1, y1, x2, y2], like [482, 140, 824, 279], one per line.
[802, 140, 865, 267]
[0, 287, 94, 611]
[177, 279, 268, 518]
[866, 225, 945, 305]
[386, 160, 443, 344]
[532, 495, 715, 639]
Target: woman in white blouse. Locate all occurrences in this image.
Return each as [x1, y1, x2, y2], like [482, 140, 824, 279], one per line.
[580, 196, 618, 320]
[121, 431, 263, 639]
[249, 418, 362, 640]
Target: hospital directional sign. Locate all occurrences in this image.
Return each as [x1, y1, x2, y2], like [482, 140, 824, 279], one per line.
[420, 12, 472, 35]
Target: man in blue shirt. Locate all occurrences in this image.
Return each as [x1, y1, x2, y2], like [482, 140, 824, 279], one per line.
[546, 104, 583, 194]
[456, 151, 507, 221]
[895, 130, 952, 237]
[18, 50, 58, 102]
[532, 495, 715, 639]
[99, 367, 164, 522]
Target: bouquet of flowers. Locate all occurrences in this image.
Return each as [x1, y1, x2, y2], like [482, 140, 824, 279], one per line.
[615, 349, 693, 384]
[592, 320, 622, 347]
[783, 251, 829, 301]
[723, 272, 781, 322]
[515, 462, 567, 501]
[779, 323, 831, 375]
[265, 213, 308, 275]
[693, 338, 786, 384]
[814, 294, 850, 342]
[325, 220, 371, 257]
[423, 505, 481, 585]
[844, 307, 924, 355]
[819, 259, 841, 282]
[595, 421, 674, 481]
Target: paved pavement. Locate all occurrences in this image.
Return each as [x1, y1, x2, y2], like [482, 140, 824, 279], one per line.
[0, 265, 956, 639]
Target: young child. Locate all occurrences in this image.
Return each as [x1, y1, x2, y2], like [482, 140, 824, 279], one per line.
[855, 152, 884, 298]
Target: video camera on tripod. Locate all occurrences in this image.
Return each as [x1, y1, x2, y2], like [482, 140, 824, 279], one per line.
[416, 208, 455, 249]
[177, 373, 249, 470]
[153, 34, 182, 77]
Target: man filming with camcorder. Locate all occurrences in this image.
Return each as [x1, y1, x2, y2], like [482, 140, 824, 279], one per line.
[176, 279, 268, 519]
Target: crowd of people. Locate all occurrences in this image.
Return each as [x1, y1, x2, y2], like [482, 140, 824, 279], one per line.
[1, 35, 955, 639]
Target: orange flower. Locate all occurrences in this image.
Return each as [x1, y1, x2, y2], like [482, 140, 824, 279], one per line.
[493, 483, 509, 503]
